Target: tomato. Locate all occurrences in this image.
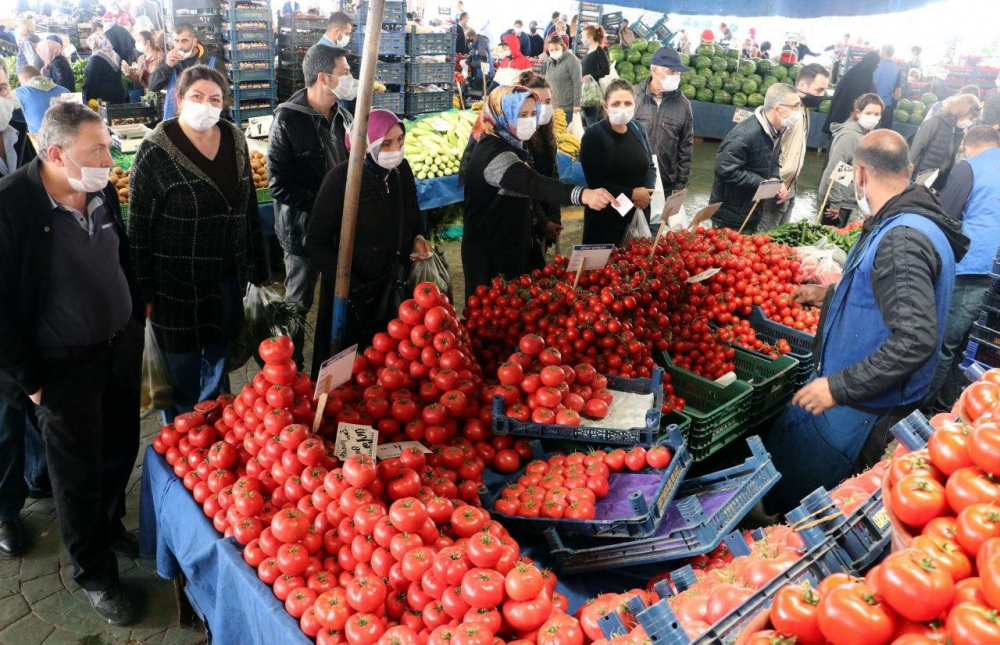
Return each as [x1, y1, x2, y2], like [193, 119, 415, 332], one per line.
[461, 568, 505, 609]
[272, 509, 310, 543]
[413, 281, 442, 309]
[504, 563, 545, 601]
[519, 335, 545, 356]
[389, 497, 427, 533]
[263, 360, 298, 386]
[876, 549, 954, 622]
[770, 582, 823, 645]
[928, 425, 974, 476]
[891, 474, 948, 528]
[945, 466, 1000, 514]
[285, 587, 317, 619]
[962, 382, 1000, 422]
[497, 362, 524, 386]
[923, 516, 959, 541]
[605, 449, 626, 472]
[493, 449, 521, 473]
[645, 445, 672, 469]
[555, 409, 581, 426]
[817, 582, 897, 645]
[467, 533, 503, 568]
[502, 594, 552, 632]
[705, 583, 756, 624]
[911, 535, 972, 583]
[537, 614, 584, 645]
[343, 455, 377, 489]
[344, 613, 384, 645]
[624, 446, 647, 472]
[953, 577, 988, 609]
[955, 504, 1000, 556]
[346, 574, 387, 613]
[890, 452, 944, 486]
[946, 602, 1000, 645]
[968, 420, 1000, 476]
[583, 399, 609, 420]
[259, 336, 295, 365]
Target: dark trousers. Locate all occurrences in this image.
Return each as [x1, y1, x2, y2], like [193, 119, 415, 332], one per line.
[33, 319, 142, 591]
[0, 401, 47, 522]
[283, 252, 319, 371]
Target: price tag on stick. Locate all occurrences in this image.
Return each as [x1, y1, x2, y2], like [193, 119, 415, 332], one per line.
[377, 441, 432, 460]
[311, 344, 359, 432]
[334, 423, 379, 461]
[732, 108, 753, 123]
[568, 244, 615, 288]
[688, 202, 723, 231]
[648, 190, 687, 260]
[751, 179, 784, 202]
[832, 161, 854, 187]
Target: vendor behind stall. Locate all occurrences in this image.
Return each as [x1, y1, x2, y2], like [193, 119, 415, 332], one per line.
[763, 130, 968, 514]
[148, 23, 227, 120]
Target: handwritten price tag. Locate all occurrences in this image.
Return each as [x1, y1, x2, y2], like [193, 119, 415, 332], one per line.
[687, 267, 722, 284]
[334, 423, 379, 461]
[832, 161, 854, 187]
[732, 108, 753, 123]
[377, 441, 432, 460]
[314, 344, 359, 400]
[567, 244, 615, 273]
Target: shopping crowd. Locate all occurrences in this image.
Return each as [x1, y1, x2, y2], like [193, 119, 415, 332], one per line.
[1, 3, 1000, 632]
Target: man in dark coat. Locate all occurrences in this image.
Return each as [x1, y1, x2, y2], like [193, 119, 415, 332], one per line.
[148, 23, 227, 119]
[0, 102, 145, 624]
[710, 83, 793, 232]
[268, 45, 353, 370]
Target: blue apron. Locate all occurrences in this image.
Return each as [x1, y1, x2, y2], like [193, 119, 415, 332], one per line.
[163, 55, 216, 121]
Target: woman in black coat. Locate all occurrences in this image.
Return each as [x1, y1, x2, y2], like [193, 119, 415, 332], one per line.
[580, 25, 610, 127]
[83, 48, 127, 104]
[460, 85, 616, 299]
[823, 51, 879, 136]
[307, 109, 433, 369]
[36, 39, 74, 91]
[517, 70, 562, 270]
[579, 79, 656, 245]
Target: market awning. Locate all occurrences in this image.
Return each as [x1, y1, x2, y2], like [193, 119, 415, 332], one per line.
[614, 0, 937, 18]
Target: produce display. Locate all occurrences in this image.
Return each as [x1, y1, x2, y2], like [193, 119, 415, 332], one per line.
[402, 111, 476, 180]
[896, 94, 939, 127]
[552, 108, 581, 159]
[608, 38, 661, 85]
[250, 150, 269, 189]
[767, 220, 863, 255]
[109, 166, 130, 204]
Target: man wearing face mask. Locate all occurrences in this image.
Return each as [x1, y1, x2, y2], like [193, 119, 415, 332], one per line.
[148, 23, 226, 120]
[762, 130, 968, 514]
[758, 63, 829, 231]
[501, 20, 531, 60]
[318, 12, 353, 49]
[632, 47, 694, 226]
[268, 45, 355, 372]
[0, 101, 145, 623]
[710, 83, 793, 232]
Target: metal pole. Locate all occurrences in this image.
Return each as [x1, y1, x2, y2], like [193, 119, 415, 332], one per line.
[330, 0, 386, 354]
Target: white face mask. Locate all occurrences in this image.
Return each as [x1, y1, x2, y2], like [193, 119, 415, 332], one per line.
[0, 94, 21, 131]
[64, 153, 110, 193]
[336, 33, 350, 48]
[854, 173, 872, 218]
[515, 117, 537, 141]
[549, 50, 563, 60]
[514, 28, 522, 35]
[658, 73, 681, 92]
[377, 149, 404, 170]
[608, 107, 634, 126]
[178, 46, 195, 61]
[780, 109, 803, 129]
[958, 118, 975, 129]
[537, 104, 553, 126]
[332, 74, 358, 101]
[858, 114, 881, 131]
[180, 100, 222, 131]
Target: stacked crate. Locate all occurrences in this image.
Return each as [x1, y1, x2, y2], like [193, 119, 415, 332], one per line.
[573, 2, 602, 56]
[961, 262, 1000, 370]
[349, 1, 408, 114]
[840, 45, 876, 77]
[164, 0, 223, 48]
[601, 12, 622, 46]
[403, 26, 455, 117]
[277, 14, 326, 102]
[220, 1, 276, 126]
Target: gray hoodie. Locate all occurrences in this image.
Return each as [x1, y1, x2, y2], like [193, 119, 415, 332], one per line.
[543, 52, 582, 114]
[818, 118, 867, 212]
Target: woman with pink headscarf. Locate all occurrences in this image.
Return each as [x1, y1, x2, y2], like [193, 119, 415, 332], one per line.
[36, 39, 75, 91]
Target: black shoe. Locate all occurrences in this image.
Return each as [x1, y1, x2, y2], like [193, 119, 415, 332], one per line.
[27, 487, 52, 499]
[84, 586, 136, 626]
[110, 530, 140, 559]
[0, 518, 23, 557]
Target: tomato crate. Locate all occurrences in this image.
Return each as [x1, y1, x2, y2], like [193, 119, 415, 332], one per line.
[794, 487, 891, 575]
[491, 368, 664, 445]
[654, 354, 753, 462]
[543, 437, 780, 573]
[221, 22, 272, 42]
[741, 306, 815, 387]
[227, 66, 275, 83]
[481, 427, 691, 539]
[660, 410, 691, 441]
[405, 90, 453, 116]
[357, 0, 406, 27]
[371, 91, 405, 114]
[731, 347, 798, 428]
[347, 28, 407, 58]
[406, 27, 456, 56]
[405, 61, 455, 87]
[964, 337, 1000, 369]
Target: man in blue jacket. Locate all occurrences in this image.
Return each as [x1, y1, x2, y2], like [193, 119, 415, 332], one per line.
[764, 130, 968, 513]
[925, 126, 1000, 410]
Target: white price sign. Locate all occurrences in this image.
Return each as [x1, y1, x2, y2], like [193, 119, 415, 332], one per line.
[334, 423, 379, 461]
[687, 267, 722, 284]
[314, 344, 359, 400]
[732, 108, 753, 123]
[567, 244, 615, 274]
[752, 179, 784, 201]
[377, 441, 432, 460]
[832, 161, 854, 187]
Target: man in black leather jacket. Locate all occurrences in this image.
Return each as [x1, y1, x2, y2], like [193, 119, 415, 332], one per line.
[268, 44, 353, 369]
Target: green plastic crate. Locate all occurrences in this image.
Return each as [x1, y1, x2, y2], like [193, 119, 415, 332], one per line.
[731, 347, 798, 428]
[659, 410, 691, 439]
[256, 186, 272, 204]
[655, 352, 753, 462]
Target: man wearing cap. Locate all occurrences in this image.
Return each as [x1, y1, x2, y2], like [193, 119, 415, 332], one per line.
[632, 47, 694, 226]
[526, 21, 544, 58]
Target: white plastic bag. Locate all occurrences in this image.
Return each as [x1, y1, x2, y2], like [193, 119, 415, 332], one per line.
[649, 155, 666, 228]
[408, 252, 454, 305]
[598, 65, 620, 94]
[568, 111, 584, 139]
[795, 236, 847, 287]
[140, 319, 174, 419]
[621, 208, 652, 246]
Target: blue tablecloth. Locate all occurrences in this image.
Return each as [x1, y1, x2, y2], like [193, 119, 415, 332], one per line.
[139, 445, 653, 642]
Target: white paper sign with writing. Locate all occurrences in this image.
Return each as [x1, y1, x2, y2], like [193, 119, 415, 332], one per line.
[377, 441, 432, 460]
[832, 161, 854, 187]
[613, 192, 635, 217]
[567, 244, 615, 273]
[752, 179, 784, 201]
[687, 267, 722, 284]
[314, 344, 359, 400]
[732, 108, 753, 123]
[334, 423, 379, 461]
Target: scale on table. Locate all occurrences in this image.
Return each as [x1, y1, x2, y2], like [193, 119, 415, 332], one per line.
[110, 123, 152, 154]
[244, 115, 272, 155]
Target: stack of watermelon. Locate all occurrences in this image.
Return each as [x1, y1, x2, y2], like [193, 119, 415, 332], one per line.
[895, 93, 937, 126]
[608, 37, 661, 84]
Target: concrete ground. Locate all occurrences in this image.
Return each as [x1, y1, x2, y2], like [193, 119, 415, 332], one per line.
[0, 141, 827, 644]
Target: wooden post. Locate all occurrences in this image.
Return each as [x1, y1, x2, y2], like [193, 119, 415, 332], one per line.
[312, 393, 328, 434]
[736, 200, 761, 235]
[330, 0, 386, 354]
[815, 180, 836, 224]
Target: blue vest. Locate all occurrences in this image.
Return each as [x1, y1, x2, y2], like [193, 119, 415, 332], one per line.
[163, 55, 216, 121]
[956, 148, 1000, 276]
[819, 213, 955, 408]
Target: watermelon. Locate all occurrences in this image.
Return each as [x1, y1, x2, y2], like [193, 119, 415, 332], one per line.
[772, 65, 788, 80]
[732, 92, 748, 107]
[819, 100, 831, 113]
[726, 48, 741, 59]
[617, 61, 634, 76]
[716, 70, 730, 80]
[921, 93, 938, 107]
[609, 45, 625, 63]
[739, 61, 757, 76]
[756, 59, 773, 75]
[749, 74, 763, 85]
[711, 57, 728, 72]
[697, 68, 714, 79]
[641, 53, 653, 68]
[681, 84, 697, 100]
[741, 79, 759, 94]
[689, 75, 707, 89]
[788, 64, 802, 81]
[632, 38, 648, 53]
[647, 40, 661, 52]
[895, 108, 910, 123]
[680, 70, 695, 83]
[897, 98, 913, 112]
[714, 90, 732, 104]
[619, 71, 635, 84]
[627, 49, 642, 64]
[748, 92, 765, 108]
[634, 65, 650, 82]
[680, 53, 690, 66]
[724, 79, 742, 93]
[696, 45, 715, 57]
[696, 88, 714, 102]
[695, 55, 712, 69]
[707, 76, 723, 91]
[713, 44, 725, 56]
[909, 111, 925, 125]
[727, 58, 739, 72]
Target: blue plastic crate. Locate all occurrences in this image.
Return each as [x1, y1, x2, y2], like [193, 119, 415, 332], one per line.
[220, 8, 271, 22]
[227, 65, 275, 83]
[350, 60, 406, 86]
[964, 338, 1000, 368]
[224, 45, 274, 62]
[406, 61, 455, 86]
[232, 104, 275, 125]
[889, 409, 934, 451]
[357, 0, 406, 27]
[543, 436, 780, 573]
[405, 90, 453, 115]
[482, 426, 691, 539]
[793, 487, 891, 575]
[370, 91, 405, 113]
[492, 368, 664, 446]
[742, 306, 815, 387]
[347, 28, 407, 58]
[232, 82, 276, 101]
[406, 27, 456, 56]
[223, 28, 272, 43]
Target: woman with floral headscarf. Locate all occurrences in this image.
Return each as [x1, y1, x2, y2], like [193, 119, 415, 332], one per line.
[460, 85, 615, 299]
[36, 39, 74, 91]
[308, 109, 432, 368]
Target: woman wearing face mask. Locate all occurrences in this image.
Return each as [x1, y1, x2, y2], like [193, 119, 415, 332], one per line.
[128, 65, 268, 422]
[580, 25, 609, 127]
[0, 65, 36, 179]
[460, 85, 616, 298]
[543, 34, 582, 125]
[36, 39, 74, 91]
[910, 93, 981, 190]
[517, 70, 562, 269]
[307, 110, 431, 359]
[818, 93, 883, 226]
[122, 30, 162, 90]
[579, 80, 656, 245]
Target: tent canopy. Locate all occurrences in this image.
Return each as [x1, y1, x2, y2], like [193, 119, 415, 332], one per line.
[614, 0, 935, 19]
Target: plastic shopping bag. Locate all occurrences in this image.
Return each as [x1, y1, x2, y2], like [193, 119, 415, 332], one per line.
[568, 112, 585, 139]
[795, 237, 847, 287]
[598, 65, 620, 94]
[581, 77, 603, 107]
[408, 251, 454, 305]
[649, 155, 666, 228]
[230, 283, 308, 370]
[620, 208, 652, 246]
[140, 319, 174, 419]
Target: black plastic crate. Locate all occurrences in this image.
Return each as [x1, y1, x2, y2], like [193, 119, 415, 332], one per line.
[357, 0, 406, 27]
[350, 60, 406, 86]
[371, 92, 405, 114]
[348, 28, 406, 58]
[171, 12, 221, 27]
[405, 90, 453, 115]
[99, 101, 156, 126]
[405, 61, 454, 86]
[406, 27, 455, 56]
